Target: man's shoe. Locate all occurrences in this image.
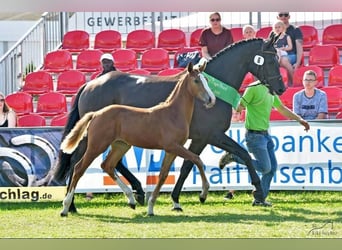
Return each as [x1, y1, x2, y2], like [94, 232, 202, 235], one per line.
[219, 152, 234, 169]
[252, 200, 272, 207]
[224, 191, 234, 200]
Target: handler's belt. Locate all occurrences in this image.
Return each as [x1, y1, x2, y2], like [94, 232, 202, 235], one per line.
[247, 129, 268, 135]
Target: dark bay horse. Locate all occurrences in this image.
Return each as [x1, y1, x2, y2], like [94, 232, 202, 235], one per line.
[59, 62, 215, 216]
[52, 36, 286, 213]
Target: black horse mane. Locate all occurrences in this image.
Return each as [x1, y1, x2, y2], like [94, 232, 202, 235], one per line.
[208, 38, 264, 63]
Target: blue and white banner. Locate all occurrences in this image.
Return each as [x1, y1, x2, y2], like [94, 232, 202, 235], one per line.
[0, 121, 341, 199]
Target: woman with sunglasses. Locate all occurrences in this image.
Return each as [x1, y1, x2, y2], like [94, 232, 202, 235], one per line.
[276, 12, 303, 73]
[199, 12, 233, 60]
[0, 92, 16, 127]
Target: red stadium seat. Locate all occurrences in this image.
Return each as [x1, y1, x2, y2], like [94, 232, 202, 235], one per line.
[42, 50, 73, 73]
[128, 69, 152, 76]
[321, 86, 342, 113]
[279, 67, 289, 88]
[256, 26, 272, 39]
[126, 29, 155, 53]
[5, 92, 33, 116]
[336, 111, 342, 119]
[56, 70, 86, 95]
[327, 65, 342, 88]
[94, 30, 122, 53]
[140, 48, 170, 73]
[322, 24, 342, 49]
[76, 49, 104, 73]
[36, 92, 67, 117]
[189, 28, 203, 49]
[293, 65, 324, 88]
[230, 27, 244, 42]
[17, 114, 46, 127]
[22, 71, 54, 95]
[157, 68, 183, 76]
[112, 49, 137, 72]
[279, 87, 303, 109]
[270, 109, 289, 121]
[50, 113, 68, 126]
[173, 47, 201, 68]
[299, 25, 320, 51]
[61, 30, 90, 53]
[308, 45, 340, 69]
[157, 29, 186, 53]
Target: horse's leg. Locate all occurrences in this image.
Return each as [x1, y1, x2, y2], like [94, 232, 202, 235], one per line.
[68, 138, 87, 213]
[148, 153, 176, 216]
[100, 142, 135, 208]
[209, 133, 264, 202]
[60, 150, 97, 216]
[171, 139, 207, 211]
[115, 160, 145, 205]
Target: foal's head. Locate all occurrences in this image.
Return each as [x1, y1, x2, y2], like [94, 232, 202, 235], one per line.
[186, 62, 216, 108]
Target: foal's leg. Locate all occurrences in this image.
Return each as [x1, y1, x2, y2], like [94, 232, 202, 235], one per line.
[60, 150, 98, 216]
[148, 153, 177, 216]
[100, 142, 136, 208]
[168, 144, 210, 205]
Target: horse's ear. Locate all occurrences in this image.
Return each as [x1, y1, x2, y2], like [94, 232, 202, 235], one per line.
[265, 31, 280, 48]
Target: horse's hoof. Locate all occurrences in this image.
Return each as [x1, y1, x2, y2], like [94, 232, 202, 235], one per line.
[199, 197, 206, 203]
[128, 203, 136, 210]
[148, 213, 154, 216]
[172, 207, 183, 212]
[134, 193, 145, 206]
[60, 212, 68, 217]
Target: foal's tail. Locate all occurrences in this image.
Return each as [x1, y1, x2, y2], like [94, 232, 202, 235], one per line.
[60, 112, 95, 154]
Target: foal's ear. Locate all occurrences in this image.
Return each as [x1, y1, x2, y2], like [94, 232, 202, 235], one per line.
[199, 60, 207, 72]
[187, 62, 194, 73]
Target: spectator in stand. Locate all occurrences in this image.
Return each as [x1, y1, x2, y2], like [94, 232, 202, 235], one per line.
[276, 12, 303, 72]
[272, 20, 294, 85]
[242, 24, 256, 40]
[219, 81, 310, 206]
[99, 53, 116, 76]
[199, 12, 234, 60]
[0, 92, 16, 128]
[293, 70, 328, 120]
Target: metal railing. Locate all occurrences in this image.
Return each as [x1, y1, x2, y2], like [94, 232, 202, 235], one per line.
[0, 12, 66, 95]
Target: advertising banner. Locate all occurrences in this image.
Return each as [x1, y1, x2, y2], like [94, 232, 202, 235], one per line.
[1, 121, 341, 203]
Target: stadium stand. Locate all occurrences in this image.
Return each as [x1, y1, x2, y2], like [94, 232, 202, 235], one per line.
[230, 27, 244, 42]
[75, 49, 103, 73]
[61, 30, 90, 53]
[22, 71, 54, 95]
[157, 28, 186, 53]
[322, 24, 342, 49]
[41, 50, 73, 73]
[56, 70, 86, 95]
[327, 65, 342, 88]
[36, 92, 68, 117]
[157, 68, 183, 76]
[140, 48, 170, 73]
[308, 44, 340, 69]
[17, 114, 46, 127]
[50, 113, 68, 126]
[189, 28, 203, 49]
[112, 49, 138, 72]
[256, 26, 272, 39]
[299, 25, 320, 51]
[5, 92, 33, 116]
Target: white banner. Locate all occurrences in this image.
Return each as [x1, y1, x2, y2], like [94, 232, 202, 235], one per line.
[76, 121, 342, 192]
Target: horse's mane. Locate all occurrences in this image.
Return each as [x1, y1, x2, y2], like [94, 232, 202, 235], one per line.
[208, 38, 263, 63]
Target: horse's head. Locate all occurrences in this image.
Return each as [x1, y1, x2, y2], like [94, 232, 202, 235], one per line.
[187, 62, 216, 108]
[250, 34, 286, 95]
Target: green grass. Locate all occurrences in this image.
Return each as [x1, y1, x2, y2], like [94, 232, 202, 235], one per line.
[0, 191, 341, 238]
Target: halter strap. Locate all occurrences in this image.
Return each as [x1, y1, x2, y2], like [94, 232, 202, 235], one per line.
[202, 72, 240, 109]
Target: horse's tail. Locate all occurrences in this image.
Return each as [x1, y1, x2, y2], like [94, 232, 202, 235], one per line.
[60, 112, 95, 154]
[52, 85, 84, 182]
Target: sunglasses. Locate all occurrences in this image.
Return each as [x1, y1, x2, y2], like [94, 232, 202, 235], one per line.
[0, 99, 5, 102]
[304, 79, 316, 82]
[210, 18, 221, 22]
[278, 13, 289, 18]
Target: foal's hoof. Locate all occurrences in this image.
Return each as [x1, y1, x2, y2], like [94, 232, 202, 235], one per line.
[172, 207, 183, 212]
[134, 192, 145, 206]
[148, 213, 154, 217]
[60, 212, 68, 217]
[128, 203, 136, 210]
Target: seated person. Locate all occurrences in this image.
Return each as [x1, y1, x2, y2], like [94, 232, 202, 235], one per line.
[293, 70, 328, 120]
[0, 92, 16, 128]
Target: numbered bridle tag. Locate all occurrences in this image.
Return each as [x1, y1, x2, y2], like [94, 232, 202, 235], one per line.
[254, 55, 264, 65]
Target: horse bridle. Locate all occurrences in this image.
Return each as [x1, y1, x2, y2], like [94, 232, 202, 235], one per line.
[254, 46, 282, 93]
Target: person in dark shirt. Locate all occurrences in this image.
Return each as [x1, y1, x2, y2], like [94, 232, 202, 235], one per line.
[199, 12, 234, 60]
